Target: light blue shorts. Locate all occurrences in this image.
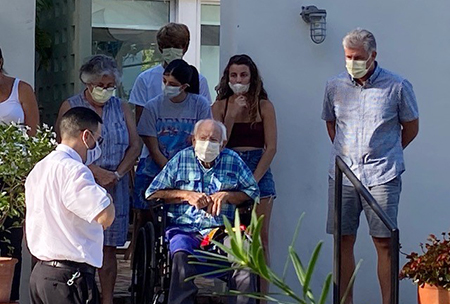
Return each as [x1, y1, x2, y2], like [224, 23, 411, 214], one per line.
[326, 176, 402, 238]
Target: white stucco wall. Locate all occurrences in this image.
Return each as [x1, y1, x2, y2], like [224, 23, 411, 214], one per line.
[221, 1, 449, 303]
[0, 0, 35, 86]
[0, 1, 35, 303]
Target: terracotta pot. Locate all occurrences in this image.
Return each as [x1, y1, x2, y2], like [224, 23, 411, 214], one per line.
[418, 283, 450, 304]
[0, 257, 18, 303]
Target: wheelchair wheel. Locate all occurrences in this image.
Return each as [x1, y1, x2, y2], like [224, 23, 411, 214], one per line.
[131, 222, 156, 304]
[152, 289, 168, 304]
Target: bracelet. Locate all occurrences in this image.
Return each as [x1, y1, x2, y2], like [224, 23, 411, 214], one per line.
[114, 171, 123, 181]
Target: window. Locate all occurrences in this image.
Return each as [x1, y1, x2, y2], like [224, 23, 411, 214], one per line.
[200, 3, 220, 100]
[92, 0, 170, 99]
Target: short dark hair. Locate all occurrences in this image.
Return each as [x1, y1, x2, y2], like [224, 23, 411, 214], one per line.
[164, 59, 199, 94]
[59, 107, 103, 139]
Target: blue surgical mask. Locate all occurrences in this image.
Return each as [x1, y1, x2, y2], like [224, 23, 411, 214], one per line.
[83, 132, 102, 165]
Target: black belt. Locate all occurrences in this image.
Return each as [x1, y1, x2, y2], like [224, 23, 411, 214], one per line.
[40, 260, 96, 275]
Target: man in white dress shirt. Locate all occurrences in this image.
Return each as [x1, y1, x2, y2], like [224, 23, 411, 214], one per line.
[25, 107, 115, 304]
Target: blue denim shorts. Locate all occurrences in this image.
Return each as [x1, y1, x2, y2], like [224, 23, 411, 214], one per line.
[326, 176, 402, 238]
[235, 149, 276, 199]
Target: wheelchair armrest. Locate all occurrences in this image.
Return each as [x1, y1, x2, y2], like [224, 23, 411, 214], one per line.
[148, 198, 165, 209]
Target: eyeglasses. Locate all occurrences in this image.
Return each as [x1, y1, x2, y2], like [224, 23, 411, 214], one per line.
[97, 136, 104, 145]
[84, 130, 104, 145]
[91, 84, 116, 91]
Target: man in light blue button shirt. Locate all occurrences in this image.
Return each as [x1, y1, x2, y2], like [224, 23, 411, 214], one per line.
[322, 28, 419, 304]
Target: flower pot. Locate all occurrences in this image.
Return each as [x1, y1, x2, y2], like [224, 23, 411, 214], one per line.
[0, 257, 18, 303]
[418, 283, 450, 304]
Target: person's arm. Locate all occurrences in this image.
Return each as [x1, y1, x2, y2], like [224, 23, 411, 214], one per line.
[199, 76, 212, 103]
[252, 100, 277, 182]
[135, 105, 144, 125]
[142, 136, 168, 168]
[398, 79, 419, 149]
[88, 165, 117, 189]
[129, 74, 148, 125]
[401, 119, 419, 149]
[198, 96, 213, 120]
[18, 81, 39, 136]
[55, 100, 72, 142]
[114, 102, 142, 175]
[326, 120, 336, 143]
[148, 189, 212, 209]
[212, 98, 236, 142]
[94, 193, 115, 229]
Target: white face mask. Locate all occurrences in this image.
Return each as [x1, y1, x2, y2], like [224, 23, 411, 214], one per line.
[162, 48, 184, 64]
[345, 57, 373, 79]
[228, 82, 250, 95]
[82, 132, 102, 166]
[194, 140, 221, 163]
[163, 84, 183, 98]
[90, 86, 114, 104]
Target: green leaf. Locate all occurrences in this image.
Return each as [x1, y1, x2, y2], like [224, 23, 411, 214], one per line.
[234, 209, 243, 250]
[250, 216, 264, 265]
[340, 259, 362, 304]
[289, 245, 306, 284]
[256, 247, 270, 280]
[303, 241, 323, 299]
[283, 212, 305, 280]
[188, 261, 231, 269]
[185, 267, 235, 282]
[188, 254, 229, 263]
[318, 273, 332, 304]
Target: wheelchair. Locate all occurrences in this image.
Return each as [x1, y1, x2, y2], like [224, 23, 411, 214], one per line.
[130, 199, 254, 304]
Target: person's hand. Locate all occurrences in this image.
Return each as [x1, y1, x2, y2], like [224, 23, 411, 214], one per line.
[207, 191, 229, 217]
[229, 95, 247, 118]
[92, 167, 118, 189]
[185, 192, 213, 210]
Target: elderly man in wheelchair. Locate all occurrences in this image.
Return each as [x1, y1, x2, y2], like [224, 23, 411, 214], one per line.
[145, 119, 259, 304]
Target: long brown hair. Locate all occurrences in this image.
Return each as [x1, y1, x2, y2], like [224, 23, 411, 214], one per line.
[216, 54, 268, 123]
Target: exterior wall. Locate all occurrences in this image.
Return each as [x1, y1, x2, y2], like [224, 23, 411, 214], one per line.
[0, 1, 35, 302]
[36, 0, 92, 125]
[0, 0, 35, 85]
[221, 1, 450, 303]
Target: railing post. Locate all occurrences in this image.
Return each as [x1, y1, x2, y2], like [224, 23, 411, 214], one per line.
[333, 161, 343, 304]
[391, 229, 400, 304]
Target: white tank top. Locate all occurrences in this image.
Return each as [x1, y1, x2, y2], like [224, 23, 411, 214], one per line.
[0, 78, 25, 124]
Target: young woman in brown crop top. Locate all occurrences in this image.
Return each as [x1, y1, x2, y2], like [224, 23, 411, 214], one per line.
[212, 54, 277, 297]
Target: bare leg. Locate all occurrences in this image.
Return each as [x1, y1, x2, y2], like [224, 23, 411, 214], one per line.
[256, 197, 273, 302]
[340, 235, 356, 304]
[98, 246, 117, 304]
[372, 237, 391, 304]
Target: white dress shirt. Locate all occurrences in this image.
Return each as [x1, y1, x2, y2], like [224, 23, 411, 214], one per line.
[25, 144, 111, 268]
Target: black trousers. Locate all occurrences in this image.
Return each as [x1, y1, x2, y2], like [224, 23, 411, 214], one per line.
[0, 216, 23, 301]
[30, 261, 100, 304]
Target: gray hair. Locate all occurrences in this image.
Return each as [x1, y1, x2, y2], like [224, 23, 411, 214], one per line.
[79, 54, 122, 86]
[342, 28, 377, 54]
[193, 119, 227, 143]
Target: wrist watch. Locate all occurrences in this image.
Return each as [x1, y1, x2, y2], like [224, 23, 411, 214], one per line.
[114, 171, 123, 181]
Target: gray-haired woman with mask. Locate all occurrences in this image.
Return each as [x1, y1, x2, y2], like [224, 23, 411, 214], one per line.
[55, 54, 141, 304]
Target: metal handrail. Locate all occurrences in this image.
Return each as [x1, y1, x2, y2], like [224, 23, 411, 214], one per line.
[333, 156, 399, 304]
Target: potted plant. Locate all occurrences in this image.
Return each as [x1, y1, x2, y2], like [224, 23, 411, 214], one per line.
[188, 210, 360, 304]
[0, 122, 56, 302]
[400, 233, 450, 304]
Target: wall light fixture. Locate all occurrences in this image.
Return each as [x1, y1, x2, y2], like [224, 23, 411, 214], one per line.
[300, 5, 327, 44]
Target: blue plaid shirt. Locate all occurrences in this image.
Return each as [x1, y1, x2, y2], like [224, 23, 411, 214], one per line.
[146, 147, 259, 233]
[322, 63, 419, 187]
